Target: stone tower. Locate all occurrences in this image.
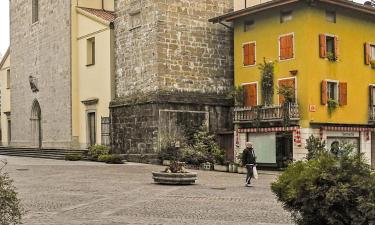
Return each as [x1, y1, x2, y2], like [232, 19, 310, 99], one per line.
[111, 0, 234, 158]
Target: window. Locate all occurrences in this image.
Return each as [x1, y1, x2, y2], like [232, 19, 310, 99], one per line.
[370, 86, 375, 106]
[279, 34, 294, 60]
[319, 34, 339, 60]
[243, 42, 256, 66]
[278, 78, 296, 105]
[280, 11, 293, 23]
[244, 20, 254, 32]
[32, 0, 39, 23]
[321, 80, 347, 106]
[364, 43, 375, 65]
[371, 45, 375, 60]
[243, 83, 258, 107]
[87, 112, 96, 146]
[6, 69, 10, 89]
[326, 11, 336, 23]
[87, 37, 95, 66]
[130, 11, 141, 29]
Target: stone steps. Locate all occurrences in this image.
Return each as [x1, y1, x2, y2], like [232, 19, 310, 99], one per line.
[0, 147, 87, 160]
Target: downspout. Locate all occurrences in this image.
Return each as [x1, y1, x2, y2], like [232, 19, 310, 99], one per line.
[102, 0, 104, 11]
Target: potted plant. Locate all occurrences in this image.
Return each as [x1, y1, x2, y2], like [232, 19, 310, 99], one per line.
[153, 144, 197, 185]
[370, 60, 375, 69]
[327, 52, 337, 62]
[327, 98, 338, 116]
[213, 148, 228, 172]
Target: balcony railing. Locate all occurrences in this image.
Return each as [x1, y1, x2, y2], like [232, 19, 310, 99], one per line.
[234, 103, 300, 123]
[369, 106, 375, 122]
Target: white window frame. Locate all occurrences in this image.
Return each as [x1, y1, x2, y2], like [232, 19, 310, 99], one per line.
[241, 81, 259, 106]
[324, 33, 337, 58]
[278, 32, 295, 62]
[326, 79, 339, 102]
[370, 44, 375, 60]
[277, 77, 297, 105]
[242, 41, 257, 67]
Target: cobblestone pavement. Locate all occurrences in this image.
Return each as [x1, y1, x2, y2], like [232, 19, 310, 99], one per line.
[1, 156, 293, 225]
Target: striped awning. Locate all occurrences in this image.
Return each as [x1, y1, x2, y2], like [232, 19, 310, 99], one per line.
[322, 126, 375, 132]
[238, 126, 299, 133]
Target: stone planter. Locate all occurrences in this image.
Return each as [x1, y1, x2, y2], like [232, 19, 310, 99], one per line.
[162, 160, 171, 166]
[237, 167, 247, 174]
[152, 171, 197, 185]
[229, 163, 238, 173]
[214, 164, 228, 172]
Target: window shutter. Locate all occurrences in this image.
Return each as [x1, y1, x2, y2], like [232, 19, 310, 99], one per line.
[249, 43, 256, 65]
[289, 35, 294, 58]
[339, 82, 347, 106]
[369, 85, 374, 106]
[365, 43, 371, 65]
[321, 80, 328, 105]
[280, 36, 286, 60]
[280, 35, 293, 60]
[243, 44, 250, 66]
[334, 36, 339, 59]
[319, 34, 327, 58]
[243, 84, 257, 107]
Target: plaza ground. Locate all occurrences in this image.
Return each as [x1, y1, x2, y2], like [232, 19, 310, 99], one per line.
[1, 156, 293, 225]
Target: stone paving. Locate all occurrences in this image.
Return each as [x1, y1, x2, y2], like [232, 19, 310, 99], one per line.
[0, 156, 293, 225]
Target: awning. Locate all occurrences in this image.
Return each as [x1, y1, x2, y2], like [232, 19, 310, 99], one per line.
[322, 126, 375, 132]
[238, 126, 299, 133]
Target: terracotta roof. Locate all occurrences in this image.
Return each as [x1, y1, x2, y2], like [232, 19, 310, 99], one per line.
[78, 7, 115, 23]
[209, 0, 375, 23]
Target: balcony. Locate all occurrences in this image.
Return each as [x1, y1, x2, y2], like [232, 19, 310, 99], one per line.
[234, 103, 300, 124]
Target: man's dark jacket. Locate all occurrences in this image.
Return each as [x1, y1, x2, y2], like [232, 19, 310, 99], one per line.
[242, 148, 256, 165]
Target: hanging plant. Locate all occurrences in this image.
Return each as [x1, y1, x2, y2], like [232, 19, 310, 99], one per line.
[327, 52, 337, 62]
[259, 58, 275, 106]
[327, 98, 338, 116]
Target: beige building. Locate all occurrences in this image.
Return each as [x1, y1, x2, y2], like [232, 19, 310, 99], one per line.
[9, 0, 114, 149]
[0, 48, 11, 146]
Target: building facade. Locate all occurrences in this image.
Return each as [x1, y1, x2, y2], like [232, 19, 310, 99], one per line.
[111, 0, 234, 159]
[9, 0, 114, 149]
[0, 49, 11, 146]
[211, 0, 375, 167]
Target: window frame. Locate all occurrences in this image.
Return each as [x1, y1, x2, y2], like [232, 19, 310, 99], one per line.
[370, 44, 375, 60]
[326, 80, 339, 102]
[242, 41, 257, 67]
[241, 81, 259, 107]
[278, 32, 295, 62]
[277, 77, 297, 105]
[6, 69, 10, 89]
[86, 37, 96, 66]
[280, 10, 293, 23]
[326, 10, 336, 23]
[370, 84, 375, 106]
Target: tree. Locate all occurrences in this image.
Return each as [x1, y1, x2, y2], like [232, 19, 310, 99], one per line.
[0, 160, 22, 225]
[259, 58, 275, 106]
[271, 142, 375, 225]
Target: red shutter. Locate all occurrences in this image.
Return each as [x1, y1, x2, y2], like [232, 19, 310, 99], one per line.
[280, 36, 286, 60]
[243, 84, 257, 107]
[370, 85, 374, 106]
[243, 44, 250, 66]
[278, 78, 295, 105]
[319, 34, 327, 58]
[287, 35, 294, 59]
[365, 43, 371, 65]
[280, 35, 294, 60]
[334, 36, 339, 59]
[249, 43, 256, 65]
[339, 82, 347, 106]
[321, 80, 328, 105]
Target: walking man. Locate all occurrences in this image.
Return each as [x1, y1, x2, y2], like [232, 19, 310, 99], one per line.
[242, 142, 256, 187]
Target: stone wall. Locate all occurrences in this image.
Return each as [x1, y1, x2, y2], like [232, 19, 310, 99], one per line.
[114, 0, 233, 97]
[10, 0, 72, 147]
[110, 93, 233, 155]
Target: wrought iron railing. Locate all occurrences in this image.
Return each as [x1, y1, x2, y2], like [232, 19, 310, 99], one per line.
[234, 103, 300, 123]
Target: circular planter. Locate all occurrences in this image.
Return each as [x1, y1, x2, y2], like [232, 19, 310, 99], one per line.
[152, 171, 198, 185]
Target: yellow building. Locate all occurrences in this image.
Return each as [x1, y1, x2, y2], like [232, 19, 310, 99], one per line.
[71, 2, 115, 148]
[0, 48, 11, 146]
[211, 0, 375, 167]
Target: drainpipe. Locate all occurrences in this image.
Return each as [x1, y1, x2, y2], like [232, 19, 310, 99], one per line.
[102, 0, 104, 11]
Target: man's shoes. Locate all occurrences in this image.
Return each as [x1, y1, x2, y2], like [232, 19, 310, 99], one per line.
[245, 183, 251, 187]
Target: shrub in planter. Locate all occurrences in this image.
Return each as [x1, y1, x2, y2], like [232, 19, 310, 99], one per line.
[0, 160, 22, 225]
[271, 145, 375, 225]
[97, 154, 111, 162]
[98, 154, 123, 164]
[64, 153, 82, 161]
[88, 145, 110, 161]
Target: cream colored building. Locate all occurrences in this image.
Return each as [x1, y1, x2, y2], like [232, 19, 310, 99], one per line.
[0, 49, 11, 146]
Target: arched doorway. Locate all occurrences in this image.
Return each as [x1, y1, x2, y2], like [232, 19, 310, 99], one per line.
[31, 100, 42, 149]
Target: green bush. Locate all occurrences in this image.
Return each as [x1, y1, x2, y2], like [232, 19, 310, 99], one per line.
[271, 144, 375, 225]
[98, 154, 123, 164]
[0, 160, 22, 225]
[88, 145, 110, 161]
[158, 142, 183, 162]
[305, 135, 326, 160]
[64, 153, 82, 161]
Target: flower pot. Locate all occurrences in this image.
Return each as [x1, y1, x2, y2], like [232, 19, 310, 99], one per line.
[214, 164, 228, 172]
